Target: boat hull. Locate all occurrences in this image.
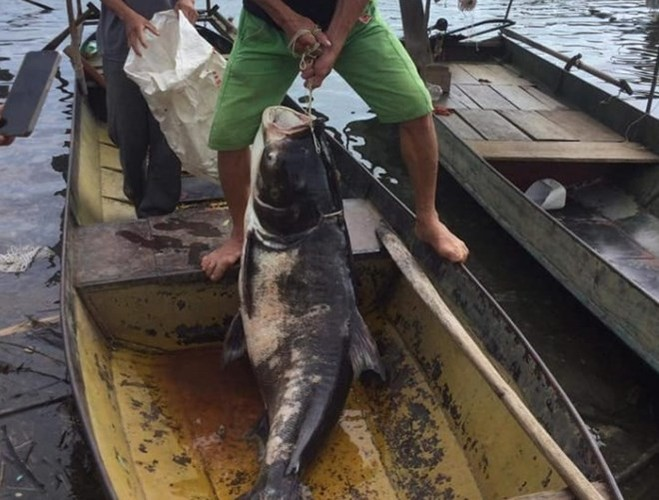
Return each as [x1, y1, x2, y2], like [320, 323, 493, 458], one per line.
[430, 34, 659, 372]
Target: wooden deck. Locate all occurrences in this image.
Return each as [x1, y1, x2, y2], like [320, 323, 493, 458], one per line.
[436, 63, 659, 163]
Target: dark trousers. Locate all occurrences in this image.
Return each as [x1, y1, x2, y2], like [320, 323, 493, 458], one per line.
[103, 59, 181, 218]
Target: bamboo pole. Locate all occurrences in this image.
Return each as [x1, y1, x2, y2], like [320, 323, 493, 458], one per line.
[65, 0, 87, 95]
[376, 224, 609, 500]
[645, 47, 659, 115]
[0, 315, 59, 337]
[42, 5, 96, 51]
[20, 0, 53, 11]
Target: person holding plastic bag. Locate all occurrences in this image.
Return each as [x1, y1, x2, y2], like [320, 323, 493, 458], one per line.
[98, 0, 197, 218]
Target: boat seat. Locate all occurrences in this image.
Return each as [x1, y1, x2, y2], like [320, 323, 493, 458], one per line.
[72, 198, 384, 291]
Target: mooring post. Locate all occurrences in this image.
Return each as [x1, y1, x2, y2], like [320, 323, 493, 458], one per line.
[398, 0, 432, 69]
[646, 47, 659, 115]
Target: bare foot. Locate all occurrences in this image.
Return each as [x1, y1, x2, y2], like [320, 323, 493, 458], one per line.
[415, 215, 469, 263]
[432, 105, 454, 117]
[200, 234, 243, 282]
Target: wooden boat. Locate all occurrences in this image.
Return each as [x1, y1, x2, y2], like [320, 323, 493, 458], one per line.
[60, 4, 621, 499]
[405, 3, 659, 372]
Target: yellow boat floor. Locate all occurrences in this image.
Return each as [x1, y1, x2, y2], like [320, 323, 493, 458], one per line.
[108, 310, 482, 499]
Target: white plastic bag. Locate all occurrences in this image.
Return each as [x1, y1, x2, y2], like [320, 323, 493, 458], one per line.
[124, 10, 226, 182]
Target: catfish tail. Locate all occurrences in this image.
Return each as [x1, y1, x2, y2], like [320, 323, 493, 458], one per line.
[240, 463, 303, 500]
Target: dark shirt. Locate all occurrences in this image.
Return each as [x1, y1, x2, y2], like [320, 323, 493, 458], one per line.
[243, 0, 338, 30]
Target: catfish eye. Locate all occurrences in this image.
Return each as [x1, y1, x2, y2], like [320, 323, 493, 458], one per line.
[269, 186, 281, 201]
[264, 151, 278, 169]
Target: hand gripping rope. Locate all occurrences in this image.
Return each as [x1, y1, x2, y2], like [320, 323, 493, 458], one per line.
[288, 27, 324, 153]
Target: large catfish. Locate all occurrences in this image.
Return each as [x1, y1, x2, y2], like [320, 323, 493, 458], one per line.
[224, 106, 384, 499]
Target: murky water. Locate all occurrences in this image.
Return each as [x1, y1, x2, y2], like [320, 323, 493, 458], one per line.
[1, 0, 658, 498]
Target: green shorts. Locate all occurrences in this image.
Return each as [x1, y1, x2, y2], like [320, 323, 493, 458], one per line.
[208, 1, 432, 151]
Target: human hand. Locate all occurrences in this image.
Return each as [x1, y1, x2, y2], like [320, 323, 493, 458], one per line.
[0, 105, 15, 146]
[124, 11, 159, 57]
[301, 45, 339, 90]
[175, 0, 198, 24]
[284, 16, 331, 59]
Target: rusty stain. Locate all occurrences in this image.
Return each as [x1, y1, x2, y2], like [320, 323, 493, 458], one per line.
[116, 230, 183, 250]
[172, 453, 192, 466]
[152, 219, 223, 237]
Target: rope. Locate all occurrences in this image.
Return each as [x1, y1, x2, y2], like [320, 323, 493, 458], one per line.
[288, 27, 323, 153]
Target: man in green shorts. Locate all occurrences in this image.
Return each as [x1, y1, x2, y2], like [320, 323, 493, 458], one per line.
[201, 0, 469, 282]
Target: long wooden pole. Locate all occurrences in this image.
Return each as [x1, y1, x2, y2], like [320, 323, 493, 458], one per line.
[42, 6, 95, 51]
[502, 28, 633, 95]
[376, 224, 608, 500]
[645, 47, 659, 115]
[65, 0, 87, 95]
[20, 0, 53, 11]
[398, 0, 431, 70]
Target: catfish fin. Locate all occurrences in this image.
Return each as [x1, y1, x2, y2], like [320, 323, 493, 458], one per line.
[245, 412, 270, 461]
[241, 462, 303, 500]
[246, 412, 270, 445]
[223, 313, 246, 366]
[349, 309, 386, 380]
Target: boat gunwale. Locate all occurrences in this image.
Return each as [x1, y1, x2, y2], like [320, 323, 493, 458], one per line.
[61, 88, 122, 500]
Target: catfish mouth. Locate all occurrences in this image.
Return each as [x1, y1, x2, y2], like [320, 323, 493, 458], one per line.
[252, 195, 296, 215]
[262, 106, 314, 143]
[253, 193, 321, 237]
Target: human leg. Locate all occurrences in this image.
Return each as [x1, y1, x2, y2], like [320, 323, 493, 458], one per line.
[103, 59, 149, 210]
[335, 3, 468, 262]
[137, 111, 181, 218]
[202, 11, 300, 281]
[200, 148, 250, 281]
[399, 114, 468, 262]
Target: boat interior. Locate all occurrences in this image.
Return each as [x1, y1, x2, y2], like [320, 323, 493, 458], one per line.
[429, 33, 659, 305]
[66, 94, 594, 498]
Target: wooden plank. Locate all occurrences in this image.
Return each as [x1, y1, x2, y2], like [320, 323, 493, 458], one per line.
[491, 84, 551, 111]
[466, 140, 659, 163]
[499, 110, 578, 141]
[437, 85, 480, 110]
[523, 86, 568, 110]
[101, 197, 135, 223]
[101, 166, 129, 202]
[100, 143, 121, 172]
[459, 63, 529, 85]
[98, 125, 114, 146]
[74, 219, 152, 285]
[540, 110, 625, 142]
[435, 113, 483, 141]
[456, 84, 517, 110]
[446, 63, 480, 84]
[458, 110, 531, 141]
[0, 51, 60, 137]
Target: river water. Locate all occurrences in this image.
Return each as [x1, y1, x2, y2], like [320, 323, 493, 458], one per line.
[1, 1, 658, 498]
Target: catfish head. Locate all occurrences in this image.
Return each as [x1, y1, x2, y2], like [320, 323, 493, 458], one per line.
[250, 106, 342, 240]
